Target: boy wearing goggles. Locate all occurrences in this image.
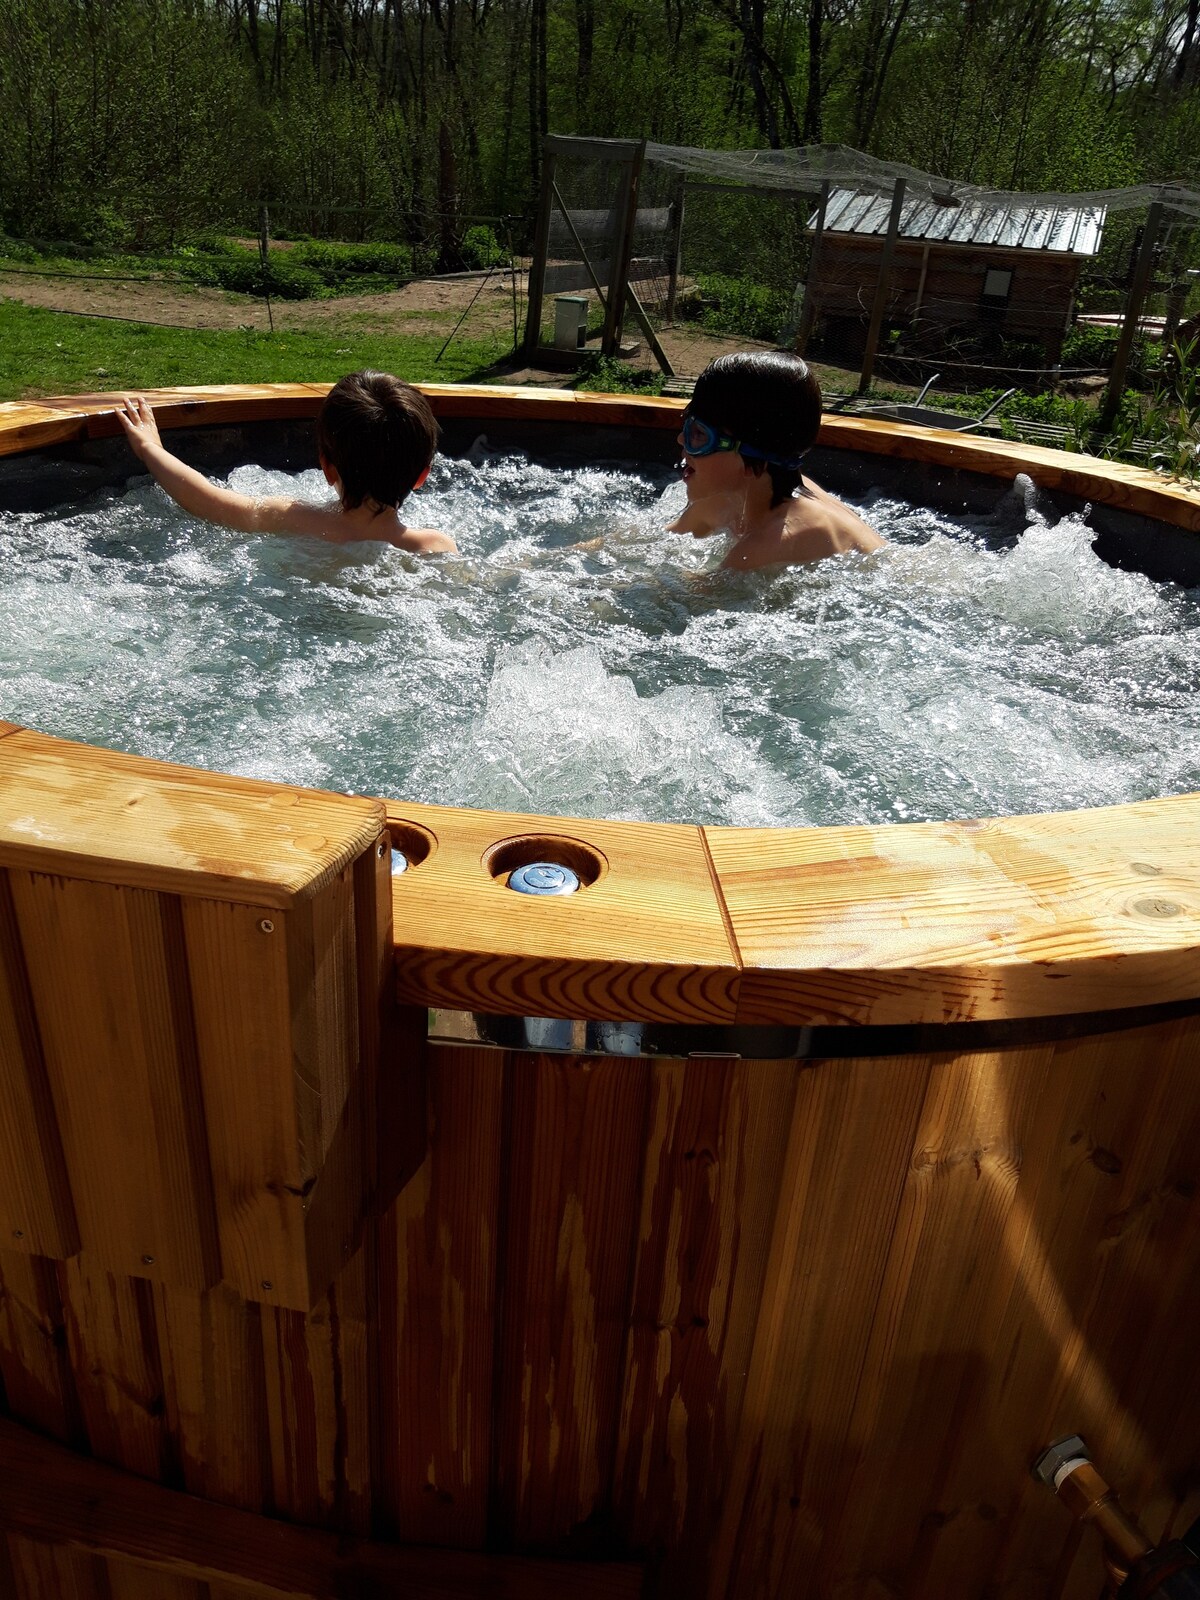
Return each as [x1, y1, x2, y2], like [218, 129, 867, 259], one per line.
[668, 351, 883, 569]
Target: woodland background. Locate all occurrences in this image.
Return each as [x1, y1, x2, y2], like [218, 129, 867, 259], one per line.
[1, 0, 1198, 263]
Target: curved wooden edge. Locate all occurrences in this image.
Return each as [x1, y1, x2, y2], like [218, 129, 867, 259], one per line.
[5, 381, 1200, 534]
[381, 786, 1200, 1025]
[703, 796, 1200, 1026]
[1, 390, 1198, 1021]
[0, 725, 385, 909]
[0, 725, 1194, 1025]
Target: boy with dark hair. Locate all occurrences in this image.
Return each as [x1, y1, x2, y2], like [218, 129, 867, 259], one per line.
[117, 371, 456, 554]
[668, 350, 883, 569]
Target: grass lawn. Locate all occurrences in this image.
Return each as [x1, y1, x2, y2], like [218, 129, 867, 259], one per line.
[0, 299, 513, 400]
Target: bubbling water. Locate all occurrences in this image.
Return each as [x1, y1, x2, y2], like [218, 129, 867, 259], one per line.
[1, 449, 1197, 827]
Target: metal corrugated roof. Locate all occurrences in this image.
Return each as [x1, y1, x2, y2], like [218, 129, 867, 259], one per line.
[817, 188, 1105, 255]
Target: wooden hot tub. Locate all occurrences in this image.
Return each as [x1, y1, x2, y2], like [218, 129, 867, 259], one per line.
[0, 385, 1198, 1600]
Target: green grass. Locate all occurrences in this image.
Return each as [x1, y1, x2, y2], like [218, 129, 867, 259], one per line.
[0, 299, 512, 399]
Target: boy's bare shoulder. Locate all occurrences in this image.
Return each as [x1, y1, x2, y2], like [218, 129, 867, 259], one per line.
[721, 484, 884, 571]
[787, 483, 884, 559]
[391, 524, 457, 554]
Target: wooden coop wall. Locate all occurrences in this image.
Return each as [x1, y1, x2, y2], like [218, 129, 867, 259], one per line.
[809, 235, 1082, 357]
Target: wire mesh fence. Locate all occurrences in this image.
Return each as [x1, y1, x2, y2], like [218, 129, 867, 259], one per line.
[530, 142, 1200, 468]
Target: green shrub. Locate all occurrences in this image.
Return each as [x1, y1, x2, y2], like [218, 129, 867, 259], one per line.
[1061, 326, 1120, 368]
[290, 240, 413, 283]
[461, 226, 505, 270]
[690, 273, 790, 343]
[180, 246, 323, 298]
[0, 237, 39, 263]
[574, 353, 665, 395]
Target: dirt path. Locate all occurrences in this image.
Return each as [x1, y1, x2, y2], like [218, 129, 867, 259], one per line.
[0, 262, 795, 384]
[0, 265, 524, 338]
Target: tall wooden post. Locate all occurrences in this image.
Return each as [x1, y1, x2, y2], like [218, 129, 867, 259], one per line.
[665, 176, 686, 324]
[858, 178, 906, 394]
[602, 141, 646, 358]
[1100, 200, 1163, 429]
[795, 180, 829, 355]
[522, 148, 558, 360]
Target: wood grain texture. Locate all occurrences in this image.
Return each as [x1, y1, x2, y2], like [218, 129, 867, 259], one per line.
[183, 898, 317, 1309]
[183, 846, 384, 1313]
[804, 1043, 1057, 1597]
[387, 799, 738, 1024]
[0, 728, 383, 909]
[153, 1281, 269, 1510]
[0, 1248, 82, 1445]
[704, 797, 1200, 1026]
[0, 402, 91, 457]
[10, 874, 218, 1287]
[259, 1274, 373, 1535]
[0, 870, 77, 1259]
[0, 1414, 646, 1600]
[57, 1254, 172, 1481]
[101, 1558, 208, 1600]
[611, 1056, 800, 1591]
[923, 1012, 1200, 1600]
[4, 1536, 109, 1600]
[375, 1043, 503, 1549]
[703, 1017, 1200, 1600]
[493, 1049, 651, 1550]
[707, 1050, 936, 1600]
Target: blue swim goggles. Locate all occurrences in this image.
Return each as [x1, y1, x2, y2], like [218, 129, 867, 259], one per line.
[680, 411, 805, 470]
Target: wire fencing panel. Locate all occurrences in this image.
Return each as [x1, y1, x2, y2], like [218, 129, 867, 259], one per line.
[649, 179, 815, 348]
[531, 150, 640, 353]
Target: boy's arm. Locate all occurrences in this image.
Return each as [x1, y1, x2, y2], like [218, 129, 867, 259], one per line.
[116, 396, 287, 534]
[116, 396, 456, 551]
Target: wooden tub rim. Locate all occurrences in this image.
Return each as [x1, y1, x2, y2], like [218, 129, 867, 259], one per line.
[0, 383, 1197, 1030]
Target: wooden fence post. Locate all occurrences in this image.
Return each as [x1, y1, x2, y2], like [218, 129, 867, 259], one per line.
[858, 178, 906, 394]
[602, 141, 647, 358]
[795, 179, 829, 356]
[522, 148, 558, 360]
[665, 175, 686, 325]
[1100, 200, 1164, 431]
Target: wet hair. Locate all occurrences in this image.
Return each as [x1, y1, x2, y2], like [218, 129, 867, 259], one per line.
[689, 350, 822, 507]
[315, 370, 439, 511]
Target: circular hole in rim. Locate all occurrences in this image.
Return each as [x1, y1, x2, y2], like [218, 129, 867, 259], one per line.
[386, 820, 437, 872]
[484, 834, 607, 891]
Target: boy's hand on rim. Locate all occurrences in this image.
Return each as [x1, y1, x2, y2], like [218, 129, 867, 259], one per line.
[116, 395, 164, 460]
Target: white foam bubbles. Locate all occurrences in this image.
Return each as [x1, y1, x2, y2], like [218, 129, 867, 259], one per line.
[1, 454, 1197, 827]
[424, 641, 796, 825]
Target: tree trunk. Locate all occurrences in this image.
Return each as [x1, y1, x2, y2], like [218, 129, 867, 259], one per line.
[528, 0, 547, 202]
[739, 0, 781, 146]
[438, 117, 460, 271]
[575, 0, 594, 123]
[1176, 0, 1200, 84]
[803, 0, 823, 142]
